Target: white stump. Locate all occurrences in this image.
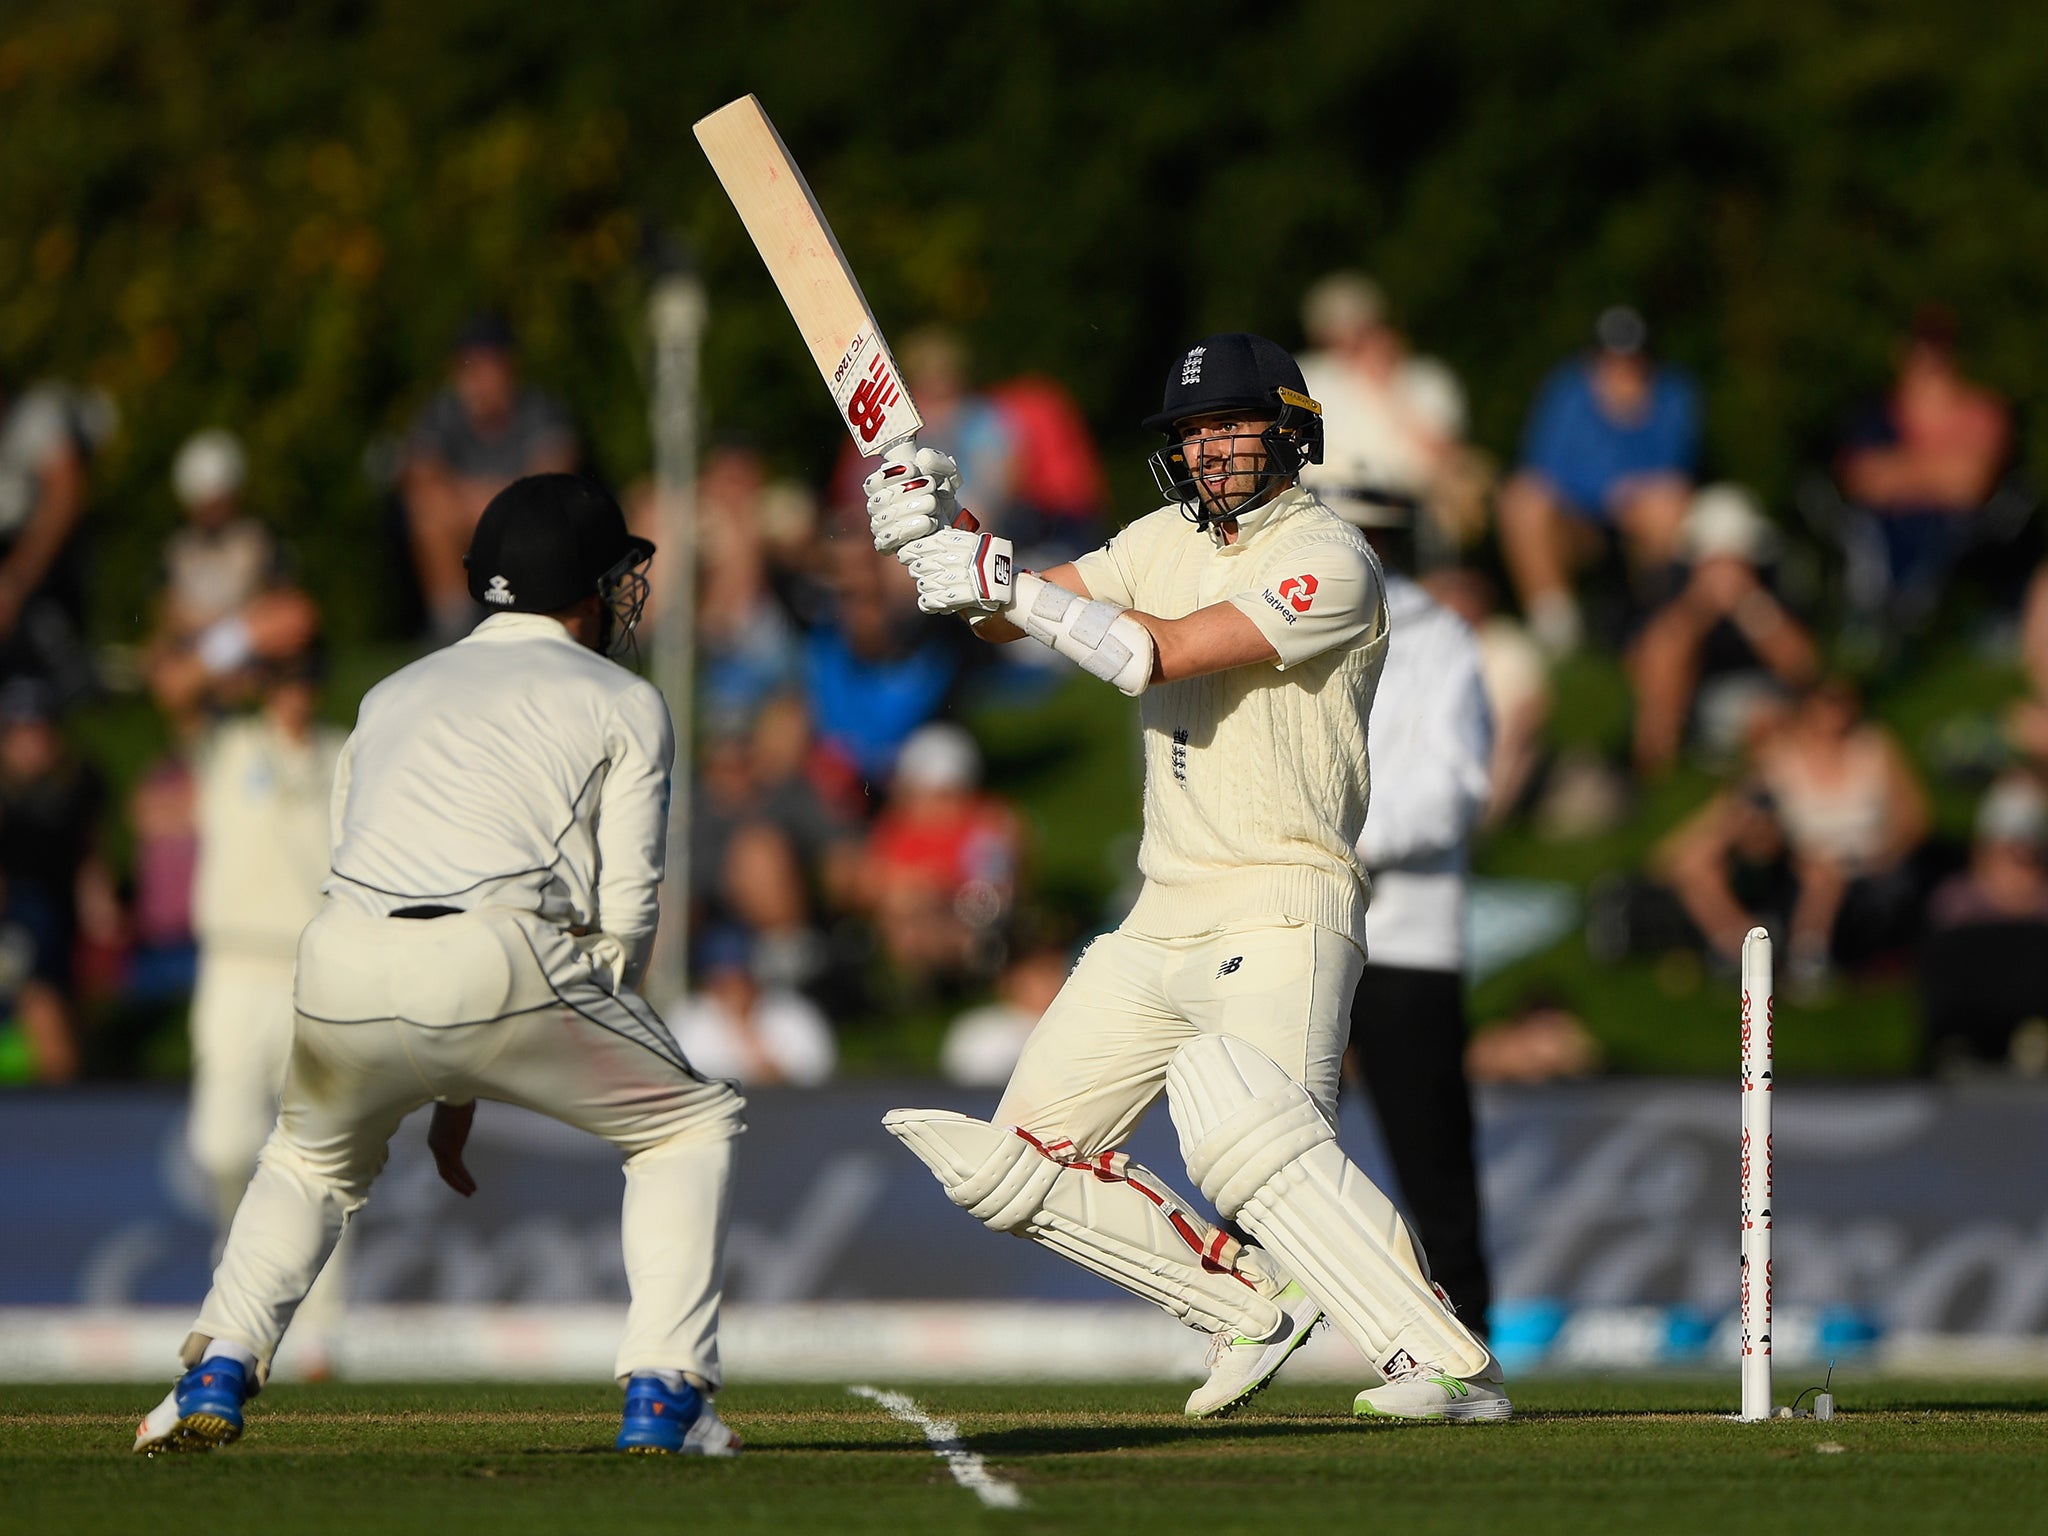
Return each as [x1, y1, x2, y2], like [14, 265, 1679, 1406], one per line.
[1738, 926, 1774, 1421]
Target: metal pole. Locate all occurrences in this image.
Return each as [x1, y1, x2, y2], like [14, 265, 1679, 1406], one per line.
[1738, 926, 1775, 1420]
[646, 272, 706, 1013]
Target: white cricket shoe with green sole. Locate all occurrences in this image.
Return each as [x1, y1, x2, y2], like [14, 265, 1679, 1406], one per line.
[1185, 1280, 1323, 1419]
[1354, 1359, 1513, 1422]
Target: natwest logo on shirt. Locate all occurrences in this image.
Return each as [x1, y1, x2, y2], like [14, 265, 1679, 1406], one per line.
[1278, 573, 1319, 613]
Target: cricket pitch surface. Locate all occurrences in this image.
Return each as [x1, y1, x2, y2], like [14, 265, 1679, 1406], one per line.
[8, 1377, 2045, 1534]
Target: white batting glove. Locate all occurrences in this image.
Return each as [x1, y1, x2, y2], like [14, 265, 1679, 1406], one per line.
[900, 527, 1016, 616]
[864, 443, 961, 556]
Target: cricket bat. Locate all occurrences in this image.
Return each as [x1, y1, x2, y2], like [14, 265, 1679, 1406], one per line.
[693, 93, 978, 530]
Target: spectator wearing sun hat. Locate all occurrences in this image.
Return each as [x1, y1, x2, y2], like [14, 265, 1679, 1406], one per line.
[1626, 483, 1819, 776]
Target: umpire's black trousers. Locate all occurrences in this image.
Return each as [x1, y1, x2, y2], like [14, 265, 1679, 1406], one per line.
[1345, 961, 1493, 1334]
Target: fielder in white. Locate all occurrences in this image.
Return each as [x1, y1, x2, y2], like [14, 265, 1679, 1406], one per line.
[867, 333, 1510, 1421]
[187, 653, 349, 1367]
[135, 475, 744, 1457]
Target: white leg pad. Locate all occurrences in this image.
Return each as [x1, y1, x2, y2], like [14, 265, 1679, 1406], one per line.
[883, 1108, 1282, 1339]
[1165, 1036, 1493, 1381]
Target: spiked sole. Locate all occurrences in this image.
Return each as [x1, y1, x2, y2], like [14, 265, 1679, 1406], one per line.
[1187, 1317, 1323, 1421]
[137, 1412, 243, 1454]
[1354, 1394, 1514, 1423]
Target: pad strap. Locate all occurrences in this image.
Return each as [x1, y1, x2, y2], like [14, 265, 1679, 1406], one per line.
[883, 1108, 1280, 1339]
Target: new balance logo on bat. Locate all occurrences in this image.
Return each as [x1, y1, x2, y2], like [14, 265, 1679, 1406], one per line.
[846, 353, 903, 444]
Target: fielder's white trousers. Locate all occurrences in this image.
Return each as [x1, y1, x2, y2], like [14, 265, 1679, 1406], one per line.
[996, 919, 1364, 1154]
[188, 948, 347, 1336]
[191, 905, 744, 1386]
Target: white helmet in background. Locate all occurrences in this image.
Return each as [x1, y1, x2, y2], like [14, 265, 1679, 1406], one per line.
[172, 429, 247, 508]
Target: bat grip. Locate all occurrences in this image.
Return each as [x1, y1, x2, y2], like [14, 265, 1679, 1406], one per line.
[951, 509, 980, 533]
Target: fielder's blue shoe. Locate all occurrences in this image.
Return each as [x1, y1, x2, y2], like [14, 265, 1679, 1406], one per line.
[614, 1374, 741, 1456]
[132, 1357, 256, 1454]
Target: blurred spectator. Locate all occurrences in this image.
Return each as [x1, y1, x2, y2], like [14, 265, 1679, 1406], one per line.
[690, 729, 821, 992]
[1755, 679, 1932, 989]
[1465, 1003, 1602, 1084]
[689, 443, 807, 719]
[161, 430, 276, 639]
[803, 534, 963, 787]
[2008, 565, 2048, 767]
[1627, 485, 1818, 776]
[688, 693, 862, 994]
[831, 326, 1016, 521]
[1831, 306, 2014, 634]
[1921, 775, 2048, 1072]
[747, 691, 864, 893]
[988, 374, 1108, 564]
[1298, 271, 1486, 561]
[0, 679, 116, 1059]
[0, 873, 72, 1081]
[1636, 776, 1800, 967]
[860, 723, 1019, 991]
[399, 313, 577, 645]
[1422, 568, 1551, 828]
[0, 377, 99, 699]
[941, 942, 1071, 1087]
[665, 925, 836, 1086]
[1498, 306, 1700, 657]
[124, 754, 199, 1001]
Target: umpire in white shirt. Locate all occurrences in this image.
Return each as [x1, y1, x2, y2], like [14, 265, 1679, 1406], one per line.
[1336, 488, 1496, 1332]
[135, 475, 743, 1458]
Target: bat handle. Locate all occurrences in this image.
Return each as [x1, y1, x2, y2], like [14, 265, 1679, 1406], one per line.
[951, 509, 980, 533]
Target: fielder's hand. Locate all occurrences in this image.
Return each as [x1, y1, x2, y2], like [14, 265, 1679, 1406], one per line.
[428, 1100, 478, 1197]
[864, 443, 960, 556]
[900, 527, 1016, 615]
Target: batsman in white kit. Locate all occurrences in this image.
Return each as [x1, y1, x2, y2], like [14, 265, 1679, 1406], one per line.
[134, 475, 744, 1457]
[873, 334, 1510, 1420]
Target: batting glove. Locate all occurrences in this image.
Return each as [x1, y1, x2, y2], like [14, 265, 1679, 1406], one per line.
[864, 443, 961, 556]
[900, 527, 1016, 616]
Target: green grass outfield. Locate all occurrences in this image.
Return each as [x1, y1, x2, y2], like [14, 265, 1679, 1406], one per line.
[6, 1378, 2046, 1535]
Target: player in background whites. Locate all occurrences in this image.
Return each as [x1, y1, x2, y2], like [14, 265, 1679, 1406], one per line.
[866, 333, 1511, 1422]
[134, 475, 744, 1458]
[1338, 492, 1497, 1335]
[186, 648, 352, 1373]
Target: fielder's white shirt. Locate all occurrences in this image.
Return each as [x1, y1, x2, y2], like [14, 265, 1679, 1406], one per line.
[325, 612, 675, 984]
[1356, 574, 1492, 972]
[195, 713, 346, 959]
[1072, 487, 1388, 949]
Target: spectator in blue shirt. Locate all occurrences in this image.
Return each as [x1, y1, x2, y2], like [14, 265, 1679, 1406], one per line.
[1499, 307, 1700, 657]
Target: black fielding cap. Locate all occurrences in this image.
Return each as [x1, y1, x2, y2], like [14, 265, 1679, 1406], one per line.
[463, 473, 653, 615]
[1143, 333, 1308, 434]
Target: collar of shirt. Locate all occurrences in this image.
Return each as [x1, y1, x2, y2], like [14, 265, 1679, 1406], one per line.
[1215, 482, 1317, 553]
[462, 611, 582, 646]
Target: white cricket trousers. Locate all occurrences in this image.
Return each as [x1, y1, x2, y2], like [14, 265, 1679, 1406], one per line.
[190, 904, 745, 1386]
[996, 918, 1364, 1154]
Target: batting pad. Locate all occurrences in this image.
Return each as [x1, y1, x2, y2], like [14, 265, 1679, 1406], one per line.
[1165, 1037, 1493, 1381]
[883, 1108, 1282, 1340]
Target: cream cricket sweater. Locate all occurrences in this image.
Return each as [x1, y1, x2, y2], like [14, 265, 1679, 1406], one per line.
[1073, 486, 1389, 950]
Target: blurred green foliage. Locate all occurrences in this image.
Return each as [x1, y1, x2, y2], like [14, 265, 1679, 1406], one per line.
[4, 0, 2048, 643]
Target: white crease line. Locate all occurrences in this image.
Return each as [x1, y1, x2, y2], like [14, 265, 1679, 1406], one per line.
[848, 1385, 1024, 1509]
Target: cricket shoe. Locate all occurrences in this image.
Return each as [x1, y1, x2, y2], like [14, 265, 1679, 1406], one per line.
[1353, 1358, 1512, 1423]
[1185, 1280, 1323, 1419]
[132, 1357, 257, 1454]
[615, 1375, 743, 1456]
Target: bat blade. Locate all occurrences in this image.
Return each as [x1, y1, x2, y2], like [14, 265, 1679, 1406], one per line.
[694, 94, 923, 457]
